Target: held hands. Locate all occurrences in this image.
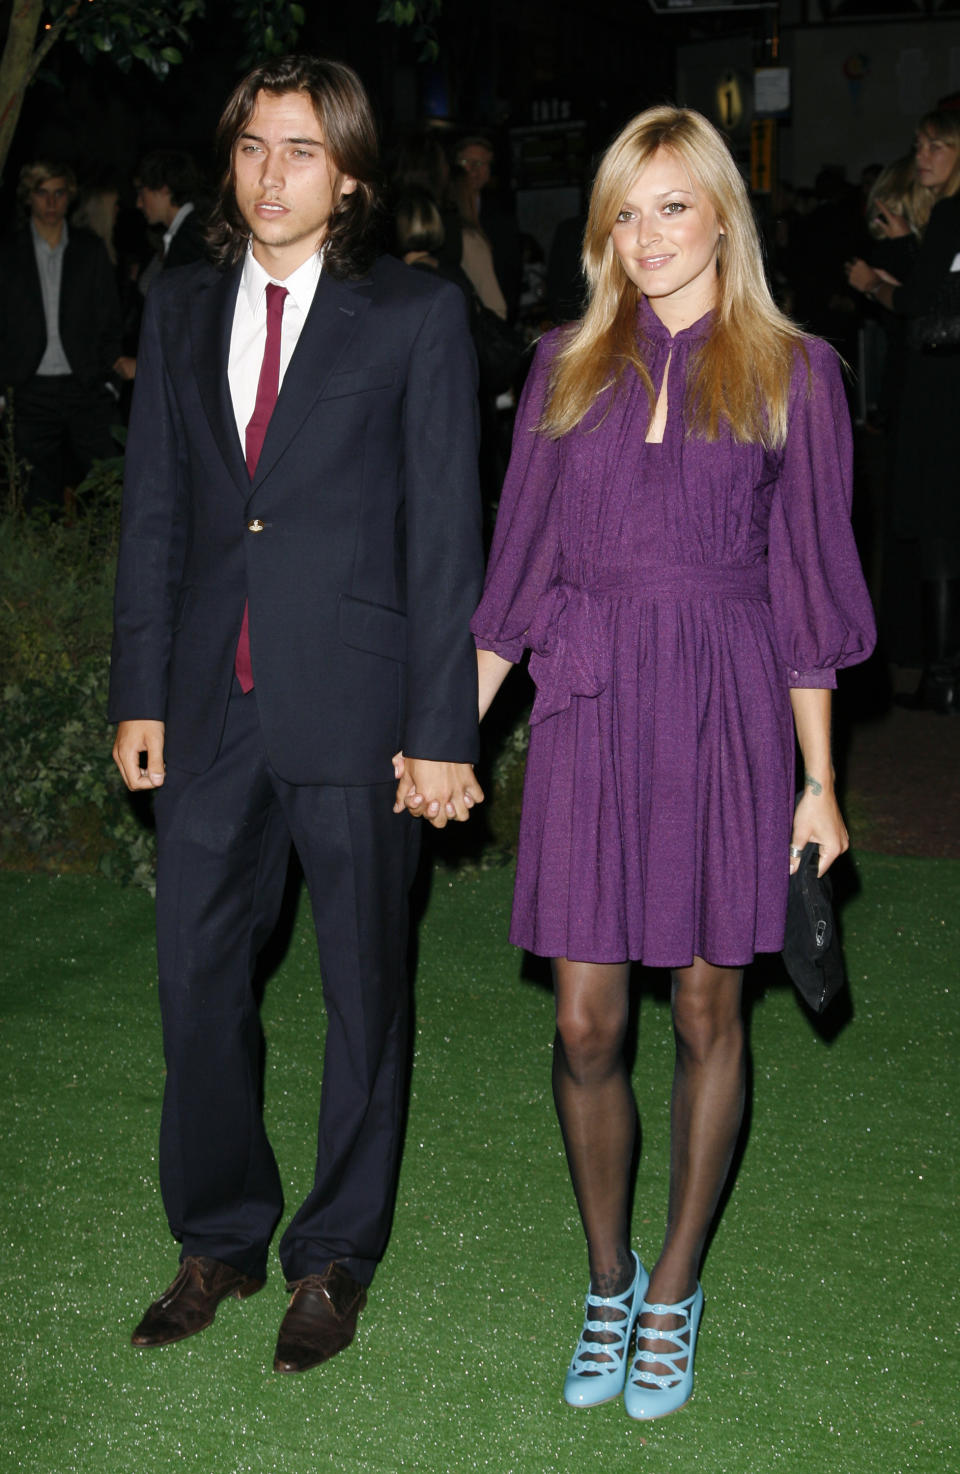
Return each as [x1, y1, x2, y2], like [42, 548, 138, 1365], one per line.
[113, 719, 166, 791]
[789, 780, 849, 878]
[392, 753, 484, 828]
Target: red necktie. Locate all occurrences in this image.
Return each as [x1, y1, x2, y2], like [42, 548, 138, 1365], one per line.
[235, 282, 288, 693]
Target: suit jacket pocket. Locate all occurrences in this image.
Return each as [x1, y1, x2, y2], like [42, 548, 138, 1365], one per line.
[319, 365, 399, 400]
[339, 593, 407, 662]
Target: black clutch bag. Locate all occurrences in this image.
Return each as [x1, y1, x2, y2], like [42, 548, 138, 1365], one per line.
[781, 842, 846, 1013]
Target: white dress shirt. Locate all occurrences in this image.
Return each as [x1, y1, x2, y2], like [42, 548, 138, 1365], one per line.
[227, 246, 322, 448]
[31, 220, 72, 376]
[161, 201, 195, 257]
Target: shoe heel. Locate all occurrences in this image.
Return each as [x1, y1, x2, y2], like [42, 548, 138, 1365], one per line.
[234, 1278, 264, 1300]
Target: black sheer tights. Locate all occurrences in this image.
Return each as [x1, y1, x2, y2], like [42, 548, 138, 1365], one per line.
[552, 960, 635, 1367]
[552, 956, 745, 1374]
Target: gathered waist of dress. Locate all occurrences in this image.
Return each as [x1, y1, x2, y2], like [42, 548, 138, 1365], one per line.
[561, 563, 769, 601]
[525, 562, 771, 725]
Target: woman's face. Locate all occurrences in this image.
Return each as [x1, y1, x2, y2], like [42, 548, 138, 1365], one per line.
[915, 129, 958, 195]
[610, 148, 722, 327]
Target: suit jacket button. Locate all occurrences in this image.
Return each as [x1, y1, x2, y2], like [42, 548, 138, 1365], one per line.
[247, 518, 265, 533]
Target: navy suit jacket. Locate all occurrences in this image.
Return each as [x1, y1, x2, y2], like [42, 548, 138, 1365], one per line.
[109, 253, 483, 786]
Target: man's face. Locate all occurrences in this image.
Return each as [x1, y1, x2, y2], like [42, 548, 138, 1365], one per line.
[459, 144, 492, 191]
[29, 178, 70, 232]
[136, 183, 172, 226]
[233, 89, 356, 277]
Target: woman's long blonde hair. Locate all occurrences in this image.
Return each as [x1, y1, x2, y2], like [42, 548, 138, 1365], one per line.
[542, 106, 807, 448]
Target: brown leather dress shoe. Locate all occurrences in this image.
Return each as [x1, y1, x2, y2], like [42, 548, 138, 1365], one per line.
[273, 1263, 368, 1373]
[131, 1255, 264, 1347]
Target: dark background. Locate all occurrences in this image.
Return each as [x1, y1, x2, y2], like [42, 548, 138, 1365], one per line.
[1, 0, 762, 201]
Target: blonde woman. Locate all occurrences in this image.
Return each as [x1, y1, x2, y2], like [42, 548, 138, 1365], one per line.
[468, 107, 875, 1419]
[71, 183, 120, 264]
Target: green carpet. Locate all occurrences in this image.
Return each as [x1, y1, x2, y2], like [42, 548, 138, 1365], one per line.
[1, 854, 956, 1473]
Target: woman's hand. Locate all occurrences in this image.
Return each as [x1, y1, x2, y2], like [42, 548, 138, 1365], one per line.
[788, 688, 848, 877]
[872, 200, 911, 239]
[790, 783, 849, 877]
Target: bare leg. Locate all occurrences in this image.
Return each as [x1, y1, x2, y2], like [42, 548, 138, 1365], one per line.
[552, 957, 635, 1349]
[637, 957, 745, 1378]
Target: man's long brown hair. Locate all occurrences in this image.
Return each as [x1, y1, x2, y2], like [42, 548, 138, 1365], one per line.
[206, 54, 381, 277]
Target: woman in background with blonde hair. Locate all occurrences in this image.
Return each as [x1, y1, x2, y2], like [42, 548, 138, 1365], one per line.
[468, 106, 874, 1419]
[71, 182, 120, 264]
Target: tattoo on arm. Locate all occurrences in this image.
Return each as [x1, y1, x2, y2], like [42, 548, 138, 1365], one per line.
[804, 773, 823, 796]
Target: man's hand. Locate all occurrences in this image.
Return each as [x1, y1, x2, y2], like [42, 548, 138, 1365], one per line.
[113, 719, 166, 791]
[393, 756, 484, 828]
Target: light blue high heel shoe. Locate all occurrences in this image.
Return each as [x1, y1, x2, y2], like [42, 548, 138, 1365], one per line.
[562, 1251, 649, 1408]
[623, 1283, 704, 1420]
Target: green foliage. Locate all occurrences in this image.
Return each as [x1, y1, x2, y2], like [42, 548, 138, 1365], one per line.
[36, 1, 306, 81]
[377, 0, 442, 63]
[3, 1, 442, 188]
[485, 706, 529, 858]
[433, 697, 529, 873]
[1, 660, 157, 889]
[46, 0, 203, 81]
[34, 0, 444, 79]
[229, 0, 303, 67]
[0, 456, 157, 889]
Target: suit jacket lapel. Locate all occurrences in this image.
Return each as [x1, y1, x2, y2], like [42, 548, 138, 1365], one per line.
[60, 232, 80, 309]
[250, 271, 372, 490]
[190, 262, 249, 494]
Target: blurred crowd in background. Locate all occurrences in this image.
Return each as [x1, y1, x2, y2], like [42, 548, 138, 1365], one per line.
[2, 95, 959, 712]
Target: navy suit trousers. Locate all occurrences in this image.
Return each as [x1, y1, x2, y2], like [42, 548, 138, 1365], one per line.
[152, 681, 420, 1285]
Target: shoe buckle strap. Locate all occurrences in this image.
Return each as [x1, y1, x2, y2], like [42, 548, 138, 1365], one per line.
[629, 1361, 681, 1390]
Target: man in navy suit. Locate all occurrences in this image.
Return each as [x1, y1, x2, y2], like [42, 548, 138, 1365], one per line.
[110, 54, 484, 1373]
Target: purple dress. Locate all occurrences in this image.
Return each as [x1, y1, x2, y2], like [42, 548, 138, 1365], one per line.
[471, 303, 876, 967]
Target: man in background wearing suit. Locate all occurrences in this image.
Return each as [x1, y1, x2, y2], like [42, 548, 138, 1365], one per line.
[134, 149, 209, 278]
[0, 160, 121, 512]
[110, 54, 483, 1374]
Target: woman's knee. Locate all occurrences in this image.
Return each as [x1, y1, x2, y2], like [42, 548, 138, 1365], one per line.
[670, 961, 743, 1060]
[553, 962, 629, 1081]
